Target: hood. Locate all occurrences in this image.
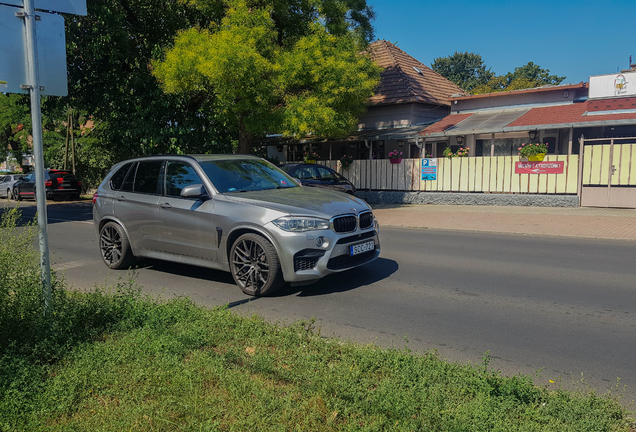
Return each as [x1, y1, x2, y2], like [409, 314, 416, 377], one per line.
[221, 187, 370, 218]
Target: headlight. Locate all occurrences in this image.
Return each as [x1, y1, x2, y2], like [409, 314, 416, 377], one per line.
[272, 216, 330, 232]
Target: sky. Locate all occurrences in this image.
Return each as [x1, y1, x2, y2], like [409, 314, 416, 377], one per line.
[368, 0, 636, 85]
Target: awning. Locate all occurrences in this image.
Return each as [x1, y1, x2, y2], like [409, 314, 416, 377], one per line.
[441, 108, 530, 136]
[348, 125, 429, 141]
[259, 125, 431, 146]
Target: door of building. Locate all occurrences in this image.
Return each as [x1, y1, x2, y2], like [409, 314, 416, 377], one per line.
[580, 138, 636, 208]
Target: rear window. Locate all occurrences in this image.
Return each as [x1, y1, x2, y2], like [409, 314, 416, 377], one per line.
[133, 161, 163, 194]
[109, 163, 133, 191]
[49, 171, 77, 181]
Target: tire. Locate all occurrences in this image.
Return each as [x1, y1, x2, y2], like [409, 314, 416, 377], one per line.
[13, 188, 20, 201]
[6, 188, 11, 200]
[99, 222, 135, 269]
[230, 233, 284, 296]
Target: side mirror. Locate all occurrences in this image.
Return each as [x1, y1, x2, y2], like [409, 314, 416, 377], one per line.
[181, 184, 208, 200]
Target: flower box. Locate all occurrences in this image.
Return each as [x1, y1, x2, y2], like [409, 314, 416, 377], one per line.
[305, 159, 316, 164]
[389, 158, 402, 164]
[528, 153, 545, 162]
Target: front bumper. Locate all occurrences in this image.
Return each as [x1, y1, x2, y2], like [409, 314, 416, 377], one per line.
[269, 222, 381, 283]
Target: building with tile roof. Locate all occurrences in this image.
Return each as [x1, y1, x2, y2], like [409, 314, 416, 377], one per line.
[268, 40, 465, 162]
[421, 70, 636, 158]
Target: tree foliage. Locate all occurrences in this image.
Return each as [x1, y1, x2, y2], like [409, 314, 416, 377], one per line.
[153, 0, 381, 153]
[431, 51, 494, 92]
[432, 52, 566, 95]
[58, 0, 234, 162]
[472, 62, 566, 94]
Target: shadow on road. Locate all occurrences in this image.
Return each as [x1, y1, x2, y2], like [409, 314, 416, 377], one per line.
[122, 256, 397, 301]
[1, 200, 93, 225]
[273, 257, 399, 297]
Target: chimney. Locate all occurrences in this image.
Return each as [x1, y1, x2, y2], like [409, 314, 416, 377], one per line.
[631, 55, 636, 71]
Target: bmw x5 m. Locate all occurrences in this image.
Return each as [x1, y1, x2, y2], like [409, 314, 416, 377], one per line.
[93, 155, 380, 296]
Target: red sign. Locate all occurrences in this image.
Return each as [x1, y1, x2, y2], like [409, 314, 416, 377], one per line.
[515, 161, 564, 174]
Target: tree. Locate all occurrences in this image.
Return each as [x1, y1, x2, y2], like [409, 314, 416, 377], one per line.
[153, 0, 381, 154]
[471, 62, 566, 95]
[59, 0, 233, 162]
[431, 51, 494, 92]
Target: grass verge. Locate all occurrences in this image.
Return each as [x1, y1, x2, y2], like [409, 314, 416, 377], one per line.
[0, 207, 634, 431]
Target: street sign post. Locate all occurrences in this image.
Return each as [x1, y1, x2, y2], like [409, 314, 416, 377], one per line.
[1, 0, 86, 316]
[0, 4, 68, 96]
[0, 0, 86, 15]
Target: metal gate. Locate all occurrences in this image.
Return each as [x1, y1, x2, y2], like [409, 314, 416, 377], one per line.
[580, 137, 636, 208]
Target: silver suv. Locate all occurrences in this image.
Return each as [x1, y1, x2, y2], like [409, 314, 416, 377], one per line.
[93, 155, 380, 296]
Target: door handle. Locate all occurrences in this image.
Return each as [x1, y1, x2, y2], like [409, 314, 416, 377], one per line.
[160, 203, 172, 209]
[117, 195, 126, 201]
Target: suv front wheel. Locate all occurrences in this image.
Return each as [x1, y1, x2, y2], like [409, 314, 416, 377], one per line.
[99, 222, 135, 269]
[230, 233, 284, 296]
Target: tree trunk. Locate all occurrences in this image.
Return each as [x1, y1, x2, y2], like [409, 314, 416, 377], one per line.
[237, 121, 254, 155]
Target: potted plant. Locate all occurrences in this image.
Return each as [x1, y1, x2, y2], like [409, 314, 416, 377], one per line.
[518, 142, 548, 161]
[339, 154, 354, 171]
[443, 147, 470, 158]
[388, 149, 403, 164]
[303, 151, 320, 164]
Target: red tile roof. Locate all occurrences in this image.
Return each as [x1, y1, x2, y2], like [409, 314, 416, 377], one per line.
[421, 98, 636, 136]
[508, 101, 636, 127]
[420, 113, 473, 136]
[367, 40, 467, 107]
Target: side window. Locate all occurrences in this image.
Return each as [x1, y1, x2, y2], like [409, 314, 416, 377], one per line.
[316, 167, 336, 181]
[133, 161, 163, 194]
[121, 162, 137, 192]
[165, 161, 203, 197]
[109, 162, 133, 191]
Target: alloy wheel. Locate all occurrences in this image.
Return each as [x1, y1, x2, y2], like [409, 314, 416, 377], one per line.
[231, 238, 271, 292]
[100, 225, 123, 266]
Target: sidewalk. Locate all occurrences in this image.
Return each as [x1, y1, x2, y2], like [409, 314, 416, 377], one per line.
[370, 204, 636, 241]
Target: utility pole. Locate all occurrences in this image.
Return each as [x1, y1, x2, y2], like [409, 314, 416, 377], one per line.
[19, 0, 52, 316]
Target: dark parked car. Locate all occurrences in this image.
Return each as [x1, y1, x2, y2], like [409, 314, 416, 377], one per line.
[93, 155, 379, 296]
[13, 169, 82, 201]
[280, 163, 356, 195]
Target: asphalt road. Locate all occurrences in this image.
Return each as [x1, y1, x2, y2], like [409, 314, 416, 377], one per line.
[4, 199, 636, 404]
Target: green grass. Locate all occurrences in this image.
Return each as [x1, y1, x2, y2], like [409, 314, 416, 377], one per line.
[0, 207, 634, 431]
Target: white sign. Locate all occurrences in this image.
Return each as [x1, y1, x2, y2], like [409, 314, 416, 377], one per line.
[0, 0, 86, 15]
[589, 71, 636, 99]
[0, 5, 68, 96]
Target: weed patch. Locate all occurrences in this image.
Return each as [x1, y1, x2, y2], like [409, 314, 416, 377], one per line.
[0, 208, 632, 431]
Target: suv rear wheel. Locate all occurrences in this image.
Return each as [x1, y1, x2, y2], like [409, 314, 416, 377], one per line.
[230, 233, 284, 296]
[99, 222, 135, 269]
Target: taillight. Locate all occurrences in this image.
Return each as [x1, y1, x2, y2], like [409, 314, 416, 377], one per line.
[44, 180, 52, 186]
[77, 180, 82, 186]
[92, 192, 98, 205]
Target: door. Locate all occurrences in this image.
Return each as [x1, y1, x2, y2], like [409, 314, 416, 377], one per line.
[17, 173, 36, 197]
[581, 140, 636, 208]
[113, 160, 162, 252]
[158, 160, 217, 261]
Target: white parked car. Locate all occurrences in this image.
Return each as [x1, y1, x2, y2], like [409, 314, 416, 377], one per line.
[0, 174, 25, 199]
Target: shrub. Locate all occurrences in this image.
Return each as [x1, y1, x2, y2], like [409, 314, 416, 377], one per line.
[339, 154, 354, 171]
[518, 142, 548, 157]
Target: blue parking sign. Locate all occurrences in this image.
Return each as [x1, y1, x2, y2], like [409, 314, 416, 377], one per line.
[421, 158, 437, 181]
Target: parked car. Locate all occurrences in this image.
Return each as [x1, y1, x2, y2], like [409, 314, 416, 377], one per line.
[280, 163, 357, 195]
[93, 155, 379, 296]
[0, 174, 25, 199]
[13, 169, 82, 201]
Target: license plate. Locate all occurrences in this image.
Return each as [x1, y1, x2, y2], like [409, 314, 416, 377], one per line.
[350, 240, 374, 256]
[61, 183, 70, 187]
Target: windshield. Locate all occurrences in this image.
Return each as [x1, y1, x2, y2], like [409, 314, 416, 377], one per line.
[199, 159, 298, 193]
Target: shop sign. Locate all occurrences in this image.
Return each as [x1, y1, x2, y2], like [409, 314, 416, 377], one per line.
[589, 71, 636, 99]
[515, 161, 564, 174]
[421, 158, 437, 180]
